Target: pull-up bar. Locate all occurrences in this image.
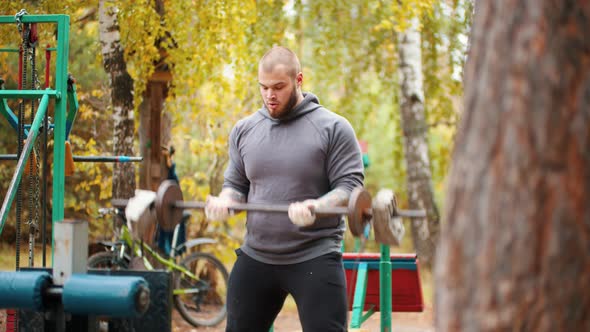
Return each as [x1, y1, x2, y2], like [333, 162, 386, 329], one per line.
[0, 89, 60, 98]
[0, 154, 143, 163]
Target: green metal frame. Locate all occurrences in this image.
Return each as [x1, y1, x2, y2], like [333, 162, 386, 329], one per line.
[65, 79, 79, 140]
[0, 93, 50, 233]
[379, 244, 393, 330]
[267, 241, 398, 331]
[350, 262, 374, 327]
[347, 242, 394, 331]
[0, 14, 71, 253]
[0, 97, 28, 136]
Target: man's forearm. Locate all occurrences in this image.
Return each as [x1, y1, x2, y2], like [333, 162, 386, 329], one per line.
[315, 188, 350, 208]
[219, 186, 349, 207]
[219, 187, 246, 203]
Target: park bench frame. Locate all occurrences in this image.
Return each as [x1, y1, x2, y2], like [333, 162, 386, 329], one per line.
[343, 251, 424, 330]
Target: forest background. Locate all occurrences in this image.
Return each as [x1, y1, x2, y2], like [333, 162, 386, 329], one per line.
[0, 0, 472, 279]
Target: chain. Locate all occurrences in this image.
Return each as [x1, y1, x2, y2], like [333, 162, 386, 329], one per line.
[14, 9, 41, 268]
[28, 43, 40, 267]
[15, 9, 27, 32]
[15, 19, 32, 270]
[29, 35, 41, 89]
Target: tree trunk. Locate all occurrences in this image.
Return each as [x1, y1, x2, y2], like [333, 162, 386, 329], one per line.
[139, 80, 170, 191]
[99, 1, 136, 199]
[138, 0, 172, 191]
[435, 1, 590, 331]
[398, 16, 440, 270]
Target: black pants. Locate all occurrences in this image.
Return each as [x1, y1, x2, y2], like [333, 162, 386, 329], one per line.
[226, 249, 348, 332]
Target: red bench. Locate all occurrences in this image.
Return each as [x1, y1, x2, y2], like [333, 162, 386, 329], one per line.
[343, 252, 424, 312]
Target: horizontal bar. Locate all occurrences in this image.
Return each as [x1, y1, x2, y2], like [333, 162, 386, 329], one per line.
[0, 47, 56, 53]
[111, 198, 350, 216]
[25, 123, 55, 130]
[177, 201, 423, 218]
[0, 154, 142, 163]
[0, 90, 59, 99]
[343, 260, 417, 271]
[111, 199, 129, 208]
[343, 253, 417, 261]
[0, 14, 68, 24]
[397, 209, 427, 218]
[175, 201, 351, 216]
[72, 156, 143, 163]
[113, 197, 425, 219]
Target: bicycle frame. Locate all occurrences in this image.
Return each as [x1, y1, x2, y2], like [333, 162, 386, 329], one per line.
[91, 208, 229, 328]
[120, 225, 193, 275]
[99, 210, 217, 295]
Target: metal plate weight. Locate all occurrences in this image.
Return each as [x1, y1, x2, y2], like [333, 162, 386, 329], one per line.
[155, 180, 184, 231]
[347, 188, 372, 237]
[372, 188, 405, 246]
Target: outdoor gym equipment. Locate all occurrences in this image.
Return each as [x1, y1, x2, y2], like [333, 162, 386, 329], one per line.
[88, 207, 229, 328]
[0, 220, 152, 331]
[0, 11, 143, 267]
[0, 12, 160, 332]
[112, 180, 426, 245]
[0, 272, 150, 317]
[344, 252, 424, 331]
[339, 191, 424, 331]
[119, 181, 426, 332]
[0, 153, 143, 162]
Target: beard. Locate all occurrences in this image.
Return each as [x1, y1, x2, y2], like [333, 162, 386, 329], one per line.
[265, 86, 299, 119]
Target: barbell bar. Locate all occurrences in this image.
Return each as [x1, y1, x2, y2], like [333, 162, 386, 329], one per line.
[113, 180, 427, 238]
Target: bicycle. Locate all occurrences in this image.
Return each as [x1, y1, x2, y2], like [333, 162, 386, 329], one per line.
[87, 206, 229, 327]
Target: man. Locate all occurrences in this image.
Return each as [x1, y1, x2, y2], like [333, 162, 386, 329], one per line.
[206, 46, 364, 331]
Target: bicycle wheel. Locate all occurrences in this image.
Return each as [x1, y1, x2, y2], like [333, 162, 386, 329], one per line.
[173, 252, 228, 327]
[88, 251, 129, 270]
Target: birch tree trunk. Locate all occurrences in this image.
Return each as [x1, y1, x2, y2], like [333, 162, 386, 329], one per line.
[435, 1, 590, 330]
[99, 1, 136, 199]
[398, 16, 440, 269]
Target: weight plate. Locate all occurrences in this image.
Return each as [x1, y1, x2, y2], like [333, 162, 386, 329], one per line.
[373, 189, 405, 246]
[155, 180, 184, 231]
[348, 187, 372, 237]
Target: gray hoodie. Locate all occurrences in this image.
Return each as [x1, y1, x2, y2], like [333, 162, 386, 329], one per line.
[223, 92, 364, 264]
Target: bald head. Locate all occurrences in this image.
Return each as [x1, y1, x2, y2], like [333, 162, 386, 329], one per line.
[257, 46, 304, 118]
[258, 46, 301, 79]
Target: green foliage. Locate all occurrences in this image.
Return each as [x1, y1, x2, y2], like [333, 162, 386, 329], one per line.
[0, 4, 111, 242]
[0, 1, 471, 258]
[421, 0, 472, 209]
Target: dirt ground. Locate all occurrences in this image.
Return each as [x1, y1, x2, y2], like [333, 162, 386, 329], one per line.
[172, 305, 434, 332]
[0, 304, 434, 332]
[0, 308, 434, 332]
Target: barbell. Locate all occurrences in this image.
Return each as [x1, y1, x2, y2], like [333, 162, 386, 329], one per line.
[112, 180, 427, 244]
